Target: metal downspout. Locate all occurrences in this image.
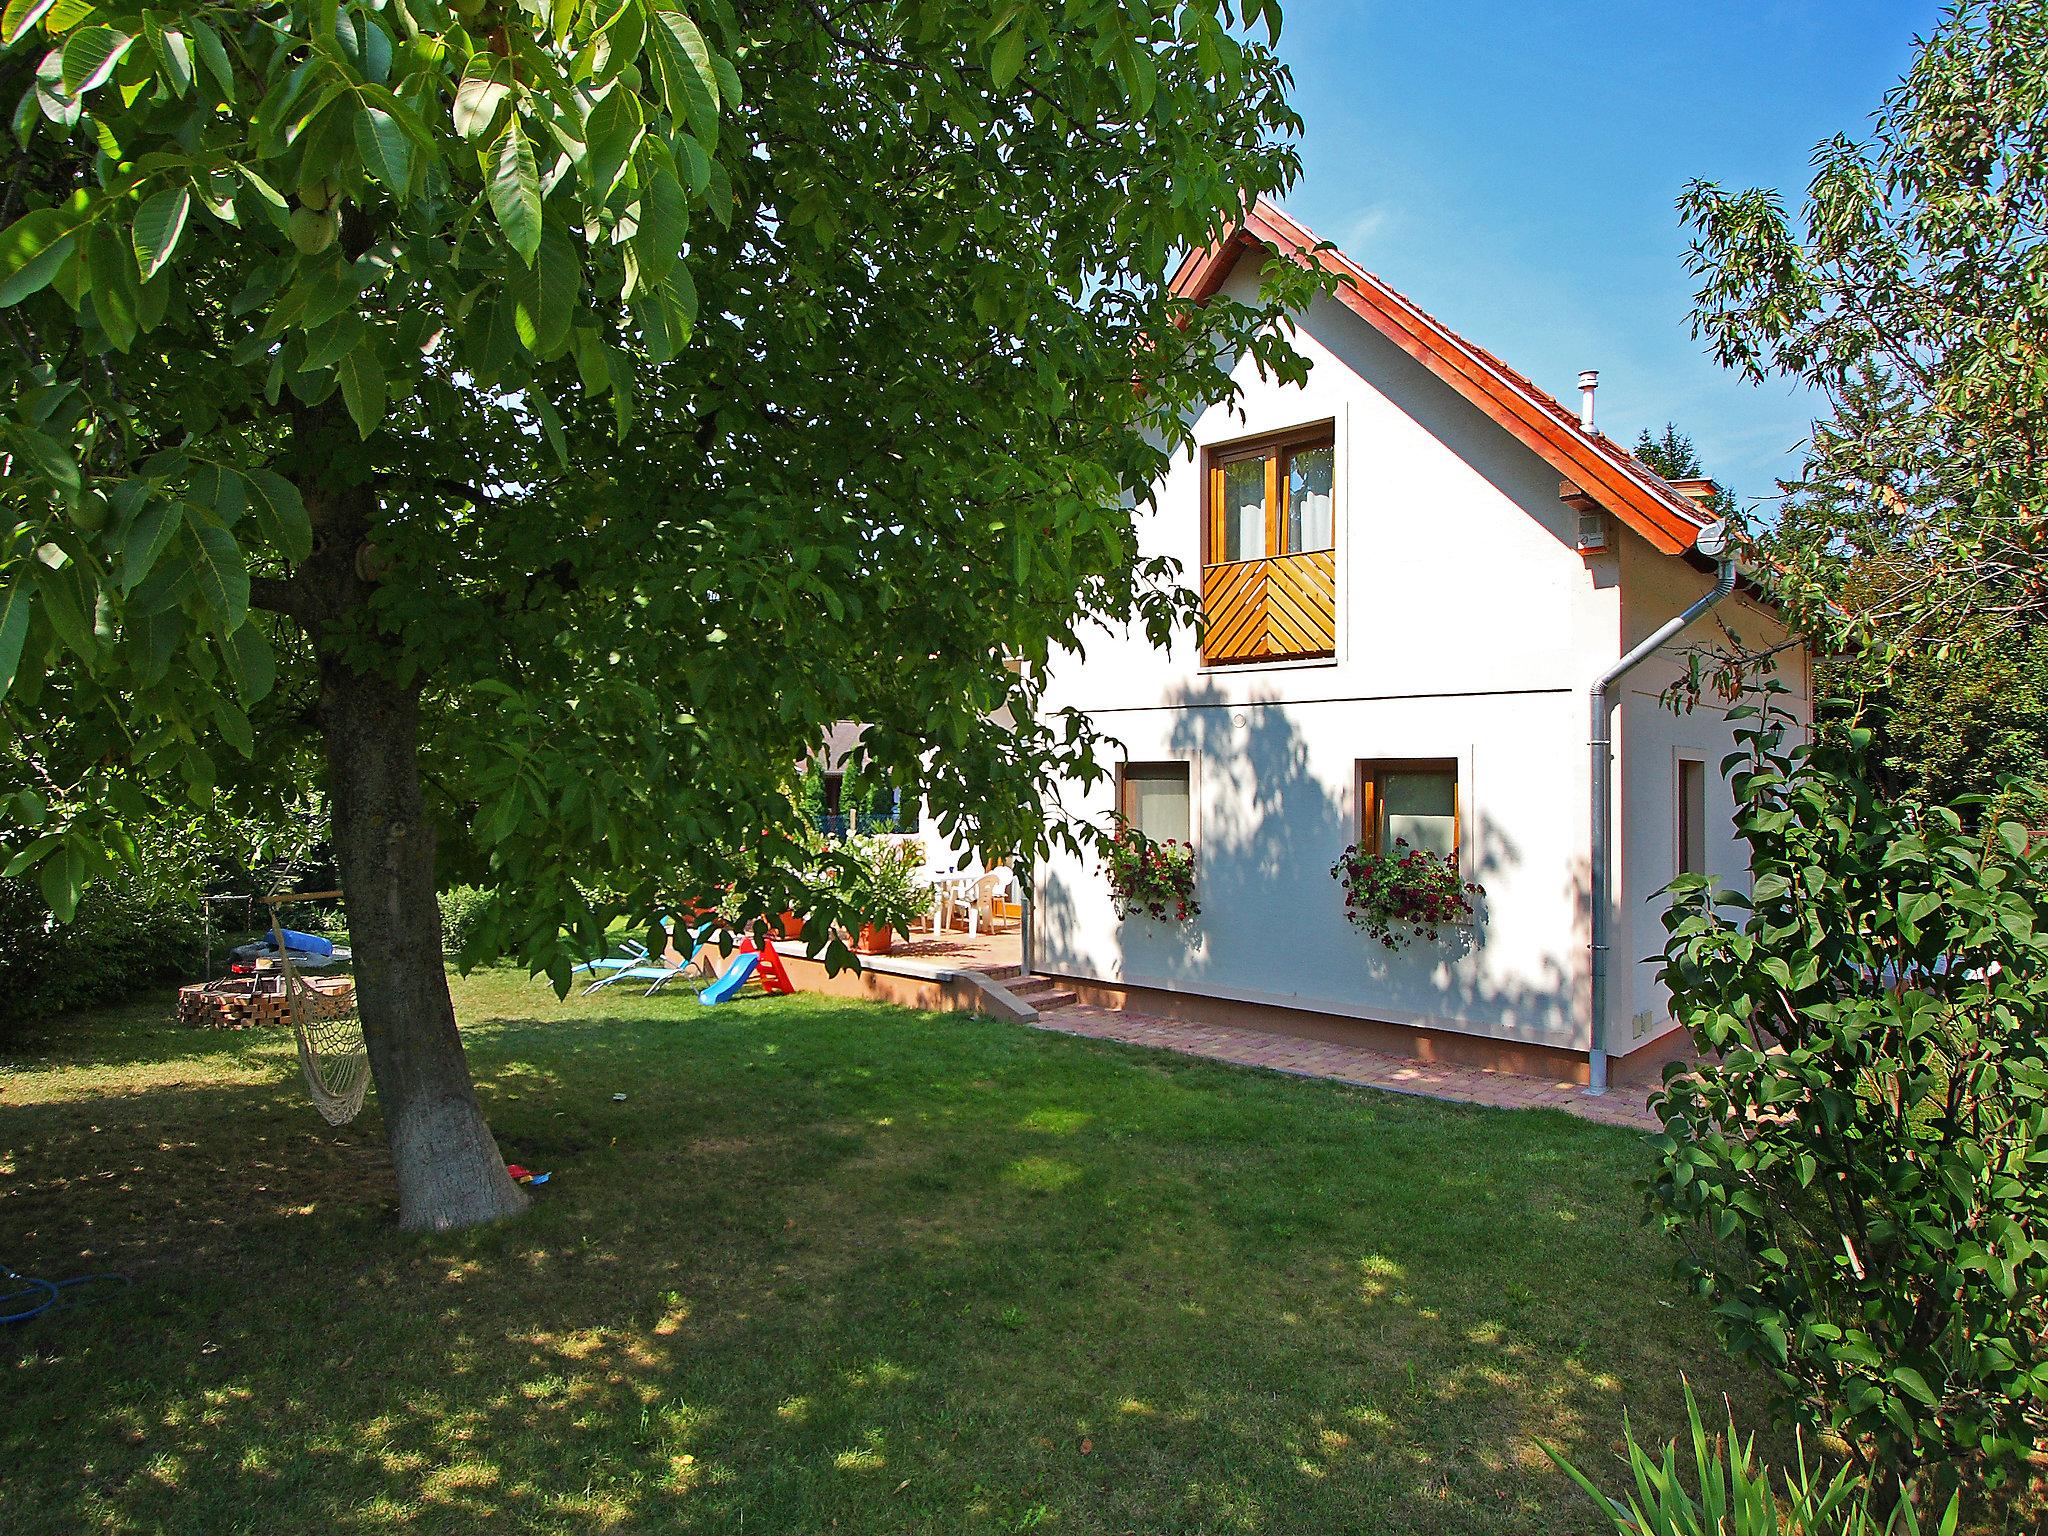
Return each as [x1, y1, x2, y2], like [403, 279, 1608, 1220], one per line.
[1587, 523, 1736, 1094]
[1019, 857, 1034, 979]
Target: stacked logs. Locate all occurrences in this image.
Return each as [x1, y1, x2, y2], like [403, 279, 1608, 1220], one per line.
[176, 974, 355, 1030]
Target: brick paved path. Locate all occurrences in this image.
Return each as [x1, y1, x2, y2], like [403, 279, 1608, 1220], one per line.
[1030, 1001, 1661, 1131]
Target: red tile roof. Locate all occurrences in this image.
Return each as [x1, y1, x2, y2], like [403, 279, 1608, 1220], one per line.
[1171, 199, 1716, 557]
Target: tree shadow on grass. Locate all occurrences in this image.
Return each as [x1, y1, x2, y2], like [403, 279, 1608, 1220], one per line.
[1, 986, 1772, 1535]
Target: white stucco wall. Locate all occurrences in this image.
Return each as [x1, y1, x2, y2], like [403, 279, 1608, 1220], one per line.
[1034, 268, 1804, 1058]
[1610, 537, 1811, 1056]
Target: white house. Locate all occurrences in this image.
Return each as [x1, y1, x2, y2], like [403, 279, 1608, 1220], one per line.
[1028, 201, 1809, 1090]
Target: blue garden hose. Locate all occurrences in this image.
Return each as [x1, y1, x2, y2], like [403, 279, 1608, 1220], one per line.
[1, 1265, 129, 1324]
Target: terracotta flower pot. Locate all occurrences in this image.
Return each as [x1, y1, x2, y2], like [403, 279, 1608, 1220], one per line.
[855, 923, 894, 955]
[779, 910, 805, 941]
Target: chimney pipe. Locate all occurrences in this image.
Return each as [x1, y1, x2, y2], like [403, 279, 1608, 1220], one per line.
[1577, 370, 1599, 433]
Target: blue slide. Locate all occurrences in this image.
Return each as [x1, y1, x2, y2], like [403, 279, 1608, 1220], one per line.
[698, 951, 760, 1006]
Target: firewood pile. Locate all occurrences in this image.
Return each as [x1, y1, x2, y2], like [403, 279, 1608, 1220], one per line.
[176, 973, 355, 1030]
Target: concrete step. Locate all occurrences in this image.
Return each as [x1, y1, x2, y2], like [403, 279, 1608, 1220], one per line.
[1010, 979, 1078, 1008]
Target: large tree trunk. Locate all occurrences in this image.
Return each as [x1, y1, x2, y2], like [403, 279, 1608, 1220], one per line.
[277, 436, 525, 1233]
[318, 652, 528, 1231]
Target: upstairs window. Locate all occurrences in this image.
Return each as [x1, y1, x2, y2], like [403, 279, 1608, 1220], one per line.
[1118, 762, 1192, 844]
[1358, 759, 1460, 860]
[1201, 425, 1338, 665]
[1207, 426, 1336, 563]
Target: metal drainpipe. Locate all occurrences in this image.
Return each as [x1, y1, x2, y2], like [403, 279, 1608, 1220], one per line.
[1019, 857, 1035, 979]
[1587, 522, 1736, 1095]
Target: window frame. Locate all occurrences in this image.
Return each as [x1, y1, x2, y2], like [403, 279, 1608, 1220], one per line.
[1356, 758, 1461, 862]
[1116, 760, 1195, 845]
[1676, 756, 1707, 877]
[1205, 421, 1337, 566]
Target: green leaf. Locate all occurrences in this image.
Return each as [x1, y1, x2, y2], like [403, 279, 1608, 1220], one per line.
[143, 15, 192, 97]
[223, 621, 275, 704]
[245, 471, 311, 563]
[634, 156, 686, 286]
[190, 463, 247, 527]
[1, 0, 59, 48]
[1890, 1365, 1937, 1406]
[532, 389, 568, 469]
[581, 86, 642, 204]
[118, 497, 180, 591]
[336, 344, 388, 438]
[131, 186, 190, 282]
[40, 842, 83, 923]
[61, 25, 133, 96]
[0, 205, 82, 308]
[0, 579, 31, 701]
[188, 519, 250, 630]
[489, 117, 543, 266]
[354, 104, 413, 196]
[453, 54, 512, 140]
[514, 225, 579, 355]
[189, 17, 234, 103]
[648, 7, 719, 146]
[85, 226, 138, 352]
[34, 556, 95, 660]
[7, 424, 80, 501]
[989, 23, 1028, 89]
[213, 695, 254, 757]
[1, 834, 59, 879]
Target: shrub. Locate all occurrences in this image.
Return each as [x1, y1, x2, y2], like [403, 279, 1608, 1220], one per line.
[1104, 828, 1198, 921]
[1329, 840, 1478, 948]
[835, 835, 926, 937]
[1651, 697, 2048, 1493]
[0, 841, 206, 1028]
[437, 885, 493, 959]
[1546, 1384, 1960, 1535]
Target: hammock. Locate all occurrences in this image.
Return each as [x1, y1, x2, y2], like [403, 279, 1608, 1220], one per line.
[268, 893, 371, 1126]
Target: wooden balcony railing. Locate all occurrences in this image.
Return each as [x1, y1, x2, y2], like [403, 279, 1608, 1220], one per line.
[1200, 549, 1337, 665]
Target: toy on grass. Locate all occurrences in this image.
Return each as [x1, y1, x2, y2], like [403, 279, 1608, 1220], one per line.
[700, 934, 795, 1006]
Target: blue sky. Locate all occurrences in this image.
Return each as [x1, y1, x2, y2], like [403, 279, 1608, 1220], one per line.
[1268, 0, 1937, 507]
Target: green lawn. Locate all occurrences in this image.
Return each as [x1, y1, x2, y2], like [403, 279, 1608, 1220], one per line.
[1, 971, 1766, 1534]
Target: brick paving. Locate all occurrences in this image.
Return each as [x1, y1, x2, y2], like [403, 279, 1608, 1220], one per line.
[886, 927, 1659, 1130]
[1029, 1002, 1660, 1130]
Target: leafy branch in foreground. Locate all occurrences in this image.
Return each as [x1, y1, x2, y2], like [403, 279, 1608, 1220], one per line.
[1649, 693, 2048, 1501]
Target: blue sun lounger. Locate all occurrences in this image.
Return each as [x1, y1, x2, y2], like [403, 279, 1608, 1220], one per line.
[582, 925, 714, 996]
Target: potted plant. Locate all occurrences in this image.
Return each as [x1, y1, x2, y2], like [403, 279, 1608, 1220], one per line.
[1104, 827, 1200, 922]
[1330, 839, 1480, 949]
[840, 836, 925, 954]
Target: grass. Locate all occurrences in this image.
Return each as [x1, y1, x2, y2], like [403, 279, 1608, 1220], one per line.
[1, 969, 1769, 1534]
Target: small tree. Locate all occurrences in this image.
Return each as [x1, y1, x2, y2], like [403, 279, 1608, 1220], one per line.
[1649, 696, 2048, 1495]
[1633, 422, 1737, 522]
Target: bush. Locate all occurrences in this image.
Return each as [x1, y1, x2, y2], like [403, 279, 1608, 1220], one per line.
[1329, 840, 1478, 948]
[1104, 828, 1199, 921]
[1546, 1384, 1960, 1535]
[1651, 696, 2048, 1494]
[835, 835, 926, 937]
[0, 843, 207, 1028]
[438, 885, 493, 959]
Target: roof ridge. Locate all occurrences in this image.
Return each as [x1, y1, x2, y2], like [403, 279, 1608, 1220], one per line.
[1175, 197, 1713, 557]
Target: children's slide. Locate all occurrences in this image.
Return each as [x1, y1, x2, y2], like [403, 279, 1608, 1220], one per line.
[698, 951, 760, 1006]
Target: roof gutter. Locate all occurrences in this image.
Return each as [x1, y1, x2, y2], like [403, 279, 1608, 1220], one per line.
[1586, 523, 1736, 1095]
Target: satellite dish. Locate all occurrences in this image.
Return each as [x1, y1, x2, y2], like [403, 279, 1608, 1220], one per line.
[1695, 519, 1732, 560]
